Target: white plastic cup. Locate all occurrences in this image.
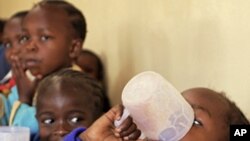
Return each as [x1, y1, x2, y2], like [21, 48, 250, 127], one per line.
[0, 126, 30, 141]
[121, 71, 194, 141]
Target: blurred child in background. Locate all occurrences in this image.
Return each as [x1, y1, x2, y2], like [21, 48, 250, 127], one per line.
[0, 10, 28, 125]
[76, 49, 111, 112]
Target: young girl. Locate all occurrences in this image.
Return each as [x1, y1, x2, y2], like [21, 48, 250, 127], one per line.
[3, 0, 87, 139]
[36, 69, 141, 141]
[180, 87, 249, 141]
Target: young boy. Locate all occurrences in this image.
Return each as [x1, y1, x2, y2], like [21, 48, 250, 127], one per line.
[180, 87, 249, 141]
[36, 69, 141, 141]
[3, 0, 86, 139]
[76, 49, 111, 112]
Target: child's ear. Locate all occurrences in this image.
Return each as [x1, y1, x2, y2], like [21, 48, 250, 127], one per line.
[70, 39, 82, 59]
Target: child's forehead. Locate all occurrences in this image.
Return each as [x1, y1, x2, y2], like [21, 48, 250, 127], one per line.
[5, 16, 23, 29]
[3, 18, 23, 37]
[41, 83, 93, 101]
[183, 88, 229, 113]
[7, 17, 23, 25]
[24, 6, 73, 34]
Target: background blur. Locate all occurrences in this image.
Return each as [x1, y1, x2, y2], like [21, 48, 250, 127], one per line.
[1, 0, 249, 118]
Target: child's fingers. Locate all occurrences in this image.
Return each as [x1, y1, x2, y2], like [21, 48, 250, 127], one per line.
[105, 104, 124, 122]
[123, 129, 141, 140]
[115, 116, 133, 133]
[11, 55, 25, 77]
[119, 122, 137, 137]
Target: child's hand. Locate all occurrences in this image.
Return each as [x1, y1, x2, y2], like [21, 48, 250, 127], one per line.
[11, 55, 42, 105]
[80, 104, 141, 141]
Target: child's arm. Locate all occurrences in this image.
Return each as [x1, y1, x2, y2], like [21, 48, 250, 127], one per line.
[66, 104, 141, 141]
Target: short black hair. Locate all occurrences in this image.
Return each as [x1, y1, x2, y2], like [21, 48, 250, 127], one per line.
[0, 19, 6, 33]
[35, 0, 87, 42]
[0, 18, 6, 43]
[218, 93, 250, 125]
[36, 69, 104, 119]
[10, 10, 29, 19]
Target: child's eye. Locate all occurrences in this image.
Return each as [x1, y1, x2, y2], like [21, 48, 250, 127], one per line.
[42, 118, 54, 125]
[69, 117, 82, 124]
[193, 119, 203, 126]
[19, 35, 29, 44]
[40, 35, 51, 41]
[3, 42, 12, 48]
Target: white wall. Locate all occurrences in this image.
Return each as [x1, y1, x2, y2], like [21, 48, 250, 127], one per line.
[1, 0, 249, 118]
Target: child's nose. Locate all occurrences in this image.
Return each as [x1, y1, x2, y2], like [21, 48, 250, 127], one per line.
[53, 120, 70, 137]
[53, 129, 69, 137]
[25, 40, 38, 52]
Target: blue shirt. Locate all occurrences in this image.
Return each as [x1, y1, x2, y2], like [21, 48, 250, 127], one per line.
[0, 86, 38, 140]
[64, 127, 86, 141]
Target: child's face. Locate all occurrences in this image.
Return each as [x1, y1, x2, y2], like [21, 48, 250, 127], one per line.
[36, 86, 96, 141]
[21, 6, 80, 77]
[76, 53, 99, 80]
[2, 17, 25, 63]
[180, 88, 229, 141]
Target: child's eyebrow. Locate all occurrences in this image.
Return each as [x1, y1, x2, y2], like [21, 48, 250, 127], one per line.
[192, 104, 212, 118]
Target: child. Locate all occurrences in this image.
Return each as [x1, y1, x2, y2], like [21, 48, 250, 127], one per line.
[36, 69, 140, 141]
[0, 10, 28, 125]
[180, 87, 249, 141]
[76, 49, 104, 81]
[76, 49, 111, 112]
[0, 11, 28, 94]
[3, 0, 86, 139]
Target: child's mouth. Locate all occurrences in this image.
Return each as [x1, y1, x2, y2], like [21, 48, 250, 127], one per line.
[25, 59, 40, 68]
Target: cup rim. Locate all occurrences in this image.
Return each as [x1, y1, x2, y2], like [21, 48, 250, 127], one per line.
[0, 126, 30, 132]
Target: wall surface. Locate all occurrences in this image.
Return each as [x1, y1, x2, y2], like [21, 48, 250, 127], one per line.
[1, 0, 250, 118]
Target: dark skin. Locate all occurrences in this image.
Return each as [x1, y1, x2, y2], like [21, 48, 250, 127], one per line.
[180, 88, 229, 141]
[76, 53, 99, 80]
[36, 85, 141, 141]
[3, 16, 23, 63]
[21, 5, 81, 77]
[80, 104, 142, 141]
[2, 15, 38, 104]
[17, 5, 82, 104]
[36, 85, 98, 141]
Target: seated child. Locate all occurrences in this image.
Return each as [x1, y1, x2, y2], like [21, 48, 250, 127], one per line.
[180, 87, 249, 141]
[76, 49, 111, 112]
[35, 69, 141, 141]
